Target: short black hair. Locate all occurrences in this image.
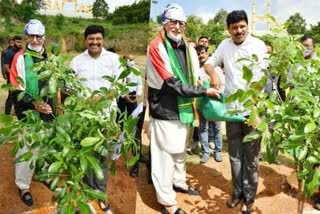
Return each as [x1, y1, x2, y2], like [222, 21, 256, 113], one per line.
[12, 35, 22, 41]
[84, 25, 104, 39]
[300, 35, 314, 47]
[8, 38, 13, 44]
[195, 45, 208, 52]
[226, 10, 248, 28]
[198, 35, 209, 43]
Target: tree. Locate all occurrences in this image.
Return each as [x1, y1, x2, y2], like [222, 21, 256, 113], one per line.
[0, 0, 15, 31]
[0, 42, 140, 214]
[213, 8, 228, 26]
[184, 15, 204, 41]
[156, 15, 162, 25]
[92, 0, 108, 19]
[55, 14, 65, 30]
[305, 21, 320, 44]
[287, 12, 307, 35]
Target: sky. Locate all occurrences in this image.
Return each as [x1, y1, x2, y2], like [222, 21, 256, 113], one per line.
[150, 0, 320, 30]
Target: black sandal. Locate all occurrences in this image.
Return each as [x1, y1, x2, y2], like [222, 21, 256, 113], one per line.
[19, 189, 33, 206]
[161, 206, 187, 214]
[242, 199, 255, 214]
[98, 200, 111, 212]
[226, 194, 243, 208]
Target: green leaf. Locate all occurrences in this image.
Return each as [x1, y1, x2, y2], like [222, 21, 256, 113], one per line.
[32, 61, 45, 73]
[40, 86, 49, 97]
[126, 82, 138, 87]
[48, 75, 57, 95]
[17, 76, 25, 86]
[63, 203, 75, 214]
[15, 151, 33, 163]
[129, 67, 141, 76]
[1, 84, 19, 90]
[304, 123, 316, 134]
[0, 114, 13, 125]
[102, 75, 114, 82]
[11, 142, 20, 157]
[84, 188, 107, 201]
[127, 153, 139, 167]
[80, 137, 100, 147]
[284, 20, 293, 29]
[279, 140, 303, 149]
[242, 66, 253, 84]
[80, 156, 88, 172]
[86, 155, 104, 181]
[306, 156, 319, 164]
[17, 91, 26, 101]
[77, 201, 90, 214]
[118, 69, 131, 80]
[251, 54, 258, 62]
[110, 161, 116, 176]
[54, 40, 63, 56]
[288, 133, 305, 141]
[48, 161, 63, 173]
[304, 167, 320, 198]
[297, 147, 308, 161]
[24, 51, 44, 59]
[37, 70, 52, 80]
[50, 176, 60, 190]
[248, 108, 257, 126]
[243, 131, 261, 142]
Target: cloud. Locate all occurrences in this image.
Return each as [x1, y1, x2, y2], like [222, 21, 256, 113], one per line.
[193, 8, 219, 24]
[273, 0, 320, 27]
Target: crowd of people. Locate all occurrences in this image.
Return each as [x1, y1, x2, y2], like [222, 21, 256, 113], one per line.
[1, 2, 320, 214]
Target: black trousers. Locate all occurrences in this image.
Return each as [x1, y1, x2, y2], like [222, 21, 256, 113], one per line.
[226, 122, 261, 204]
[5, 76, 14, 115]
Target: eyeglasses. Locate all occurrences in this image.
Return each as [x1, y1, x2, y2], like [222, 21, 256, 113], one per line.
[167, 19, 186, 27]
[28, 34, 43, 40]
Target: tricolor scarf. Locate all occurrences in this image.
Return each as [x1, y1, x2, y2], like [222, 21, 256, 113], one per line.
[160, 29, 199, 126]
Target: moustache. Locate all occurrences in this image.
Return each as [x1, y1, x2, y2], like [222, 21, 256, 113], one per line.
[89, 43, 100, 47]
[235, 33, 244, 37]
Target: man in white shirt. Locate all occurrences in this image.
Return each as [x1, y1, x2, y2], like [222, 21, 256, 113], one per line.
[70, 25, 119, 214]
[204, 10, 267, 214]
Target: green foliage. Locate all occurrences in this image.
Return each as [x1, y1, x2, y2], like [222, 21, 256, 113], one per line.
[109, 0, 150, 25]
[287, 12, 307, 35]
[92, 0, 108, 20]
[0, 42, 140, 212]
[213, 8, 228, 26]
[0, 0, 14, 31]
[156, 15, 162, 25]
[225, 17, 320, 199]
[305, 21, 320, 44]
[184, 13, 227, 47]
[15, 0, 43, 22]
[54, 14, 65, 30]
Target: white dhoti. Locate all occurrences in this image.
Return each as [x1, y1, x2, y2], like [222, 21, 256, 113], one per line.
[148, 117, 190, 205]
[15, 129, 40, 190]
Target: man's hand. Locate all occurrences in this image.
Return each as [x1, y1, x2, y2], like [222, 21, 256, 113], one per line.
[204, 64, 220, 89]
[34, 102, 52, 114]
[206, 88, 222, 99]
[197, 80, 203, 87]
[2, 74, 7, 79]
[124, 95, 135, 103]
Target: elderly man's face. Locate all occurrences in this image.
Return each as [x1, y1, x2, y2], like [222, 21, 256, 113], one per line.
[27, 34, 44, 52]
[164, 19, 185, 41]
[228, 20, 248, 45]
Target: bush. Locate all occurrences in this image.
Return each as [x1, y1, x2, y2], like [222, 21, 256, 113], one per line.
[74, 33, 86, 52]
[55, 14, 65, 30]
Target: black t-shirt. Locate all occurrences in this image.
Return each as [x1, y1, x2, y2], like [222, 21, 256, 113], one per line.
[3, 47, 18, 68]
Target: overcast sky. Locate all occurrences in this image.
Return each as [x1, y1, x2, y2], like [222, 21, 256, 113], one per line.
[150, 0, 320, 30]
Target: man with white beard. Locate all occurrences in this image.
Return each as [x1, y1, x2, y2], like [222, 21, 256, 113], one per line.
[146, 4, 221, 214]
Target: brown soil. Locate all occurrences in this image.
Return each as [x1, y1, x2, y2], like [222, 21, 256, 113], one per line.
[1, 116, 319, 214]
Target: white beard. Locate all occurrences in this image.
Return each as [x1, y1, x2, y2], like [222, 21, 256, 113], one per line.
[167, 32, 182, 43]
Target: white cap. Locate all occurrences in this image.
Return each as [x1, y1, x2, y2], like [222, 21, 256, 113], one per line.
[24, 19, 45, 36]
[160, 3, 186, 24]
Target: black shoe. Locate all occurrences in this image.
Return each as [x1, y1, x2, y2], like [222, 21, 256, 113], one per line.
[226, 194, 243, 208]
[98, 200, 112, 213]
[173, 186, 200, 195]
[161, 207, 187, 214]
[130, 166, 138, 178]
[19, 189, 33, 206]
[139, 155, 148, 164]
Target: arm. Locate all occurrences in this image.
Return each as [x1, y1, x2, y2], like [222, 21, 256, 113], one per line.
[204, 64, 220, 89]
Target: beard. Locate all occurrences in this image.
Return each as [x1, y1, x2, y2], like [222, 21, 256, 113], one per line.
[167, 30, 182, 42]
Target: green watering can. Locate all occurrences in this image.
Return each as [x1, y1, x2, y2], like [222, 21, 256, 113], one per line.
[196, 81, 246, 122]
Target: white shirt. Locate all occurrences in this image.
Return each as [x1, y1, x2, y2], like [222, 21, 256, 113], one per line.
[199, 65, 225, 92]
[70, 48, 121, 116]
[205, 34, 267, 116]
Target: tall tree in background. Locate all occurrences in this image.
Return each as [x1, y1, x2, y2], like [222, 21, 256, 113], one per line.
[15, 0, 44, 21]
[213, 8, 228, 26]
[184, 15, 204, 41]
[287, 12, 307, 35]
[0, 0, 15, 31]
[305, 21, 320, 44]
[92, 0, 108, 20]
